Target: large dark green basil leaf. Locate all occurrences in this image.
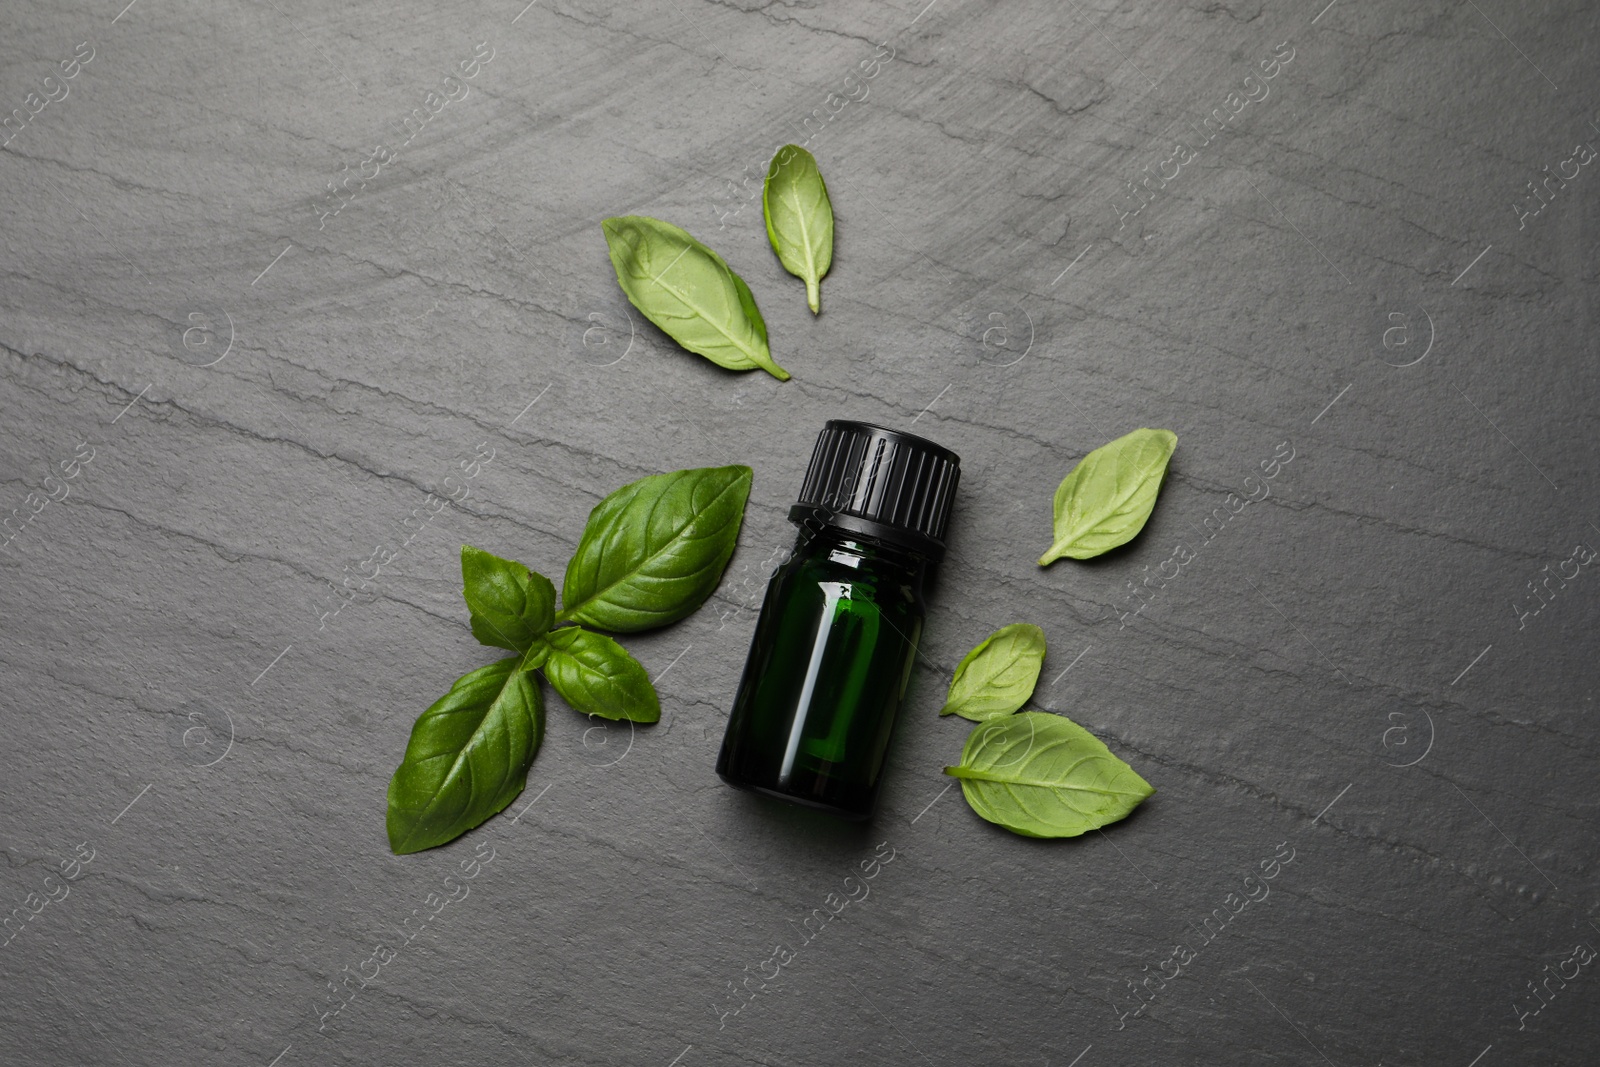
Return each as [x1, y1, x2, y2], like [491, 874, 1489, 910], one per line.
[939, 623, 1047, 722]
[1039, 428, 1177, 564]
[558, 465, 753, 632]
[386, 657, 544, 854]
[543, 626, 660, 723]
[763, 144, 833, 314]
[943, 711, 1153, 838]
[601, 215, 790, 380]
[461, 544, 555, 654]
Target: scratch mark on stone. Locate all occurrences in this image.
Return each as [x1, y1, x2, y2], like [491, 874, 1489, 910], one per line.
[1311, 383, 1350, 424]
[251, 645, 293, 686]
[509, 382, 552, 425]
[1450, 781, 1558, 890]
[252, 244, 293, 287]
[111, 783, 151, 825]
[112, 384, 150, 423]
[1452, 387, 1559, 490]
[910, 383, 951, 425]
[1451, 644, 1491, 686]
[1052, 244, 1091, 286]
[1050, 645, 1091, 685]
[1311, 782, 1351, 826]
[1464, 1, 1558, 90]
[1452, 243, 1491, 286]
[912, 781, 953, 824]
[510, 782, 553, 824]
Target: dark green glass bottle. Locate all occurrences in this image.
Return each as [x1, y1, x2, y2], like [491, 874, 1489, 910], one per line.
[717, 421, 961, 819]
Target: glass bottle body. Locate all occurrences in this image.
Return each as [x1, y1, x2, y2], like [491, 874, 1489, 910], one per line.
[717, 529, 927, 819]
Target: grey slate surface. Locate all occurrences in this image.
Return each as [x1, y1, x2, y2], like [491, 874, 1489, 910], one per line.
[2, 0, 1599, 1064]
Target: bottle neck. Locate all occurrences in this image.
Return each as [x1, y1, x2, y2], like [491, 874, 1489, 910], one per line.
[790, 522, 931, 580]
[787, 503, 948, 563]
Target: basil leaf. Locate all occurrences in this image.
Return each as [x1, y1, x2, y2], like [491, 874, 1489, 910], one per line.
[762, 145, 833, 314]
[939, 623, 1047, 722]
[943, 711, 1153, 838]
[461, 544, 555, 653]
[386, 657, 544, 854]
[542, 626, 660, 723]
[1039, 428, 1177, 564]
[558, 465, 752, 632]
[601, 215, 790, 381]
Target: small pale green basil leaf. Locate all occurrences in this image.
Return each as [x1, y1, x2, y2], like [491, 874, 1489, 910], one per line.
[461, 544, 556, 653]
[939, 623, 1047, 722]
[542, 627, 660, 723]
[1040, 428, 1178, 564]
[601, 215, 790, 381]
[762, 145, 834, 314]
[943, 711, 1153, 838]
[386, 657, 544, 854]
[559, 465, 752, 632]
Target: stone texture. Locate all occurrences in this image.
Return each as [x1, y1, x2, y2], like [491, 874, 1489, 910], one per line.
[2, 0, 1598, 1064]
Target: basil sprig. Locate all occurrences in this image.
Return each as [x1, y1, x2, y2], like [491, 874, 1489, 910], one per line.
[762, 145, 834, 314]
[938, 625, 1152, 837]
[386, 465, 752, 854]
[601, 215, 789, 381]
[1040, 428, 1177, 564]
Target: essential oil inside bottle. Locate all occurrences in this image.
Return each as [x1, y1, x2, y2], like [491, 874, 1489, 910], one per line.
[716, 420, 960, 819]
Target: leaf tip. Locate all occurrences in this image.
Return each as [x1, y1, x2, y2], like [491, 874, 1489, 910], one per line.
[384, 812, 422, 855]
